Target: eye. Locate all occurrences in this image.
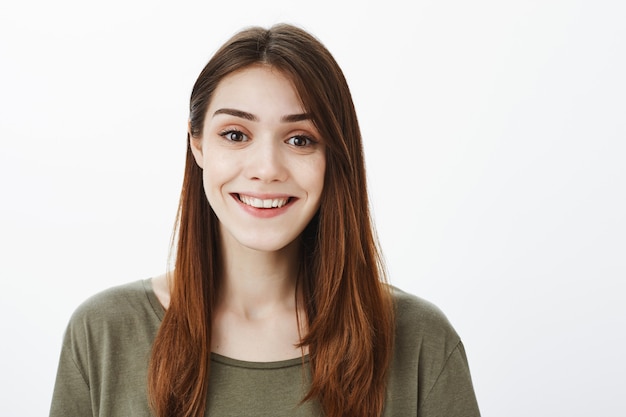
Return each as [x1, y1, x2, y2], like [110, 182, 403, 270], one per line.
[219, 129, 248, 142]
[286, 135, 314, 147]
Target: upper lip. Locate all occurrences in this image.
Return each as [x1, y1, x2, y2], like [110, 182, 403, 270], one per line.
[232, 192, 295, 199]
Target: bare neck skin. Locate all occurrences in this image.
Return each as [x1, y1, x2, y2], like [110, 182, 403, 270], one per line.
[152, 232, 307, 362]
[219, 229, 300, 316]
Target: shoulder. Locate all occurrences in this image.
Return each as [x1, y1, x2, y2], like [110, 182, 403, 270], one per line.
[64, 279, 163, 346]
[391, 286, 451, 321]
[386, 287, 478, 414]
[54, 280, 164, 415]
[69, 279, 156, 323]
[389, 286, 461, 363]
[391, 286, 459, 340]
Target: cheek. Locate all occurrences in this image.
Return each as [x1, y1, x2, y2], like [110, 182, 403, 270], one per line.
[305, 157, 326, 200]
[201, 153, 234, 197]
[202, 145, 235, 178]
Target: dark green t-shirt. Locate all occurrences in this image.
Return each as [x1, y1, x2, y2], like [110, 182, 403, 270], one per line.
[50, 279, 480, 416]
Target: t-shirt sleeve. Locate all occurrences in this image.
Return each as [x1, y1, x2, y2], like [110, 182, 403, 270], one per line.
[49, 337, 93, 417]
[418, 341, 480, 417]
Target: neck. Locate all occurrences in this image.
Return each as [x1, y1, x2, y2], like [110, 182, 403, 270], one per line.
[219, 233, 301, 319]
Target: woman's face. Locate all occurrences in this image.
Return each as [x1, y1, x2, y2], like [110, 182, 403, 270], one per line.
[190, 65, 326, 253]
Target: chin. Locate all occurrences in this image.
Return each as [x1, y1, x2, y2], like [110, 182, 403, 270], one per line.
[222, 229, 302, 255]
[241, 238, 299, 254]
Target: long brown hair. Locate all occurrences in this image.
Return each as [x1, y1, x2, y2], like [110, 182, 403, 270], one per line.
[148, 24, 394, 417]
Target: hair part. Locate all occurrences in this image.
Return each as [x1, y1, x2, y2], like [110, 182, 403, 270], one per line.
[148, 23, 394, 417]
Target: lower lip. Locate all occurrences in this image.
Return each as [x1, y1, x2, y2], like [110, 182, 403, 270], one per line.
[231, 194, 295, 219]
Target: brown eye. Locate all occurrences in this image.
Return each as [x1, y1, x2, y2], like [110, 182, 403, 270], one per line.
[220, 130, 248, 142]
[287, 135, 313, 147]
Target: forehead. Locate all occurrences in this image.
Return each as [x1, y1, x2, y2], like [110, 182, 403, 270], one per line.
[208, 65, 305, 115]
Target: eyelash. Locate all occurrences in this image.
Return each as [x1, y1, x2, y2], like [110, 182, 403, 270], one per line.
[219, 129, 249, 142]
[286, 135, 316, 147]
[218, 129, 317, 147]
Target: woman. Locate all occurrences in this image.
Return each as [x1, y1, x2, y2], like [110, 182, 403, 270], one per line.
[50, 24, 480, 417]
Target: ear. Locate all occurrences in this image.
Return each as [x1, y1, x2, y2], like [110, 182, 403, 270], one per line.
[188, 120, 204, 169]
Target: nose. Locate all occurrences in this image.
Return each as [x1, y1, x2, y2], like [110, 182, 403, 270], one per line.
[244, 136, 288, 183]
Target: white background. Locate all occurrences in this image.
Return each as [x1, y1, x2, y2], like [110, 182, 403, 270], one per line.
[1, 1, 624, 416]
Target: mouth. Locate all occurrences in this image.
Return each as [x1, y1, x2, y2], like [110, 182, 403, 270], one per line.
[235, 193, 293, 209]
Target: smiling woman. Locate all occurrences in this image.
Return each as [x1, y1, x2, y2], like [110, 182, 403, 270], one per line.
[192, 65, 326, 254]
[49, 24, 480, 417]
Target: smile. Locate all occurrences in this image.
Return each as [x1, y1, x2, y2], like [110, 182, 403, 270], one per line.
[236, 194, 292, 209]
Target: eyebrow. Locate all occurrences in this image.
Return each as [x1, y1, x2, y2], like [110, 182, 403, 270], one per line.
[213, 108, 311, 123]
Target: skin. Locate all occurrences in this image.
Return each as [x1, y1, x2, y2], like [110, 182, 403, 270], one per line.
[153, 65, 326, 361]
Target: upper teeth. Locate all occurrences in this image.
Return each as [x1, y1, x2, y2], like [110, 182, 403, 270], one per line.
[239, 194, 289, 208]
